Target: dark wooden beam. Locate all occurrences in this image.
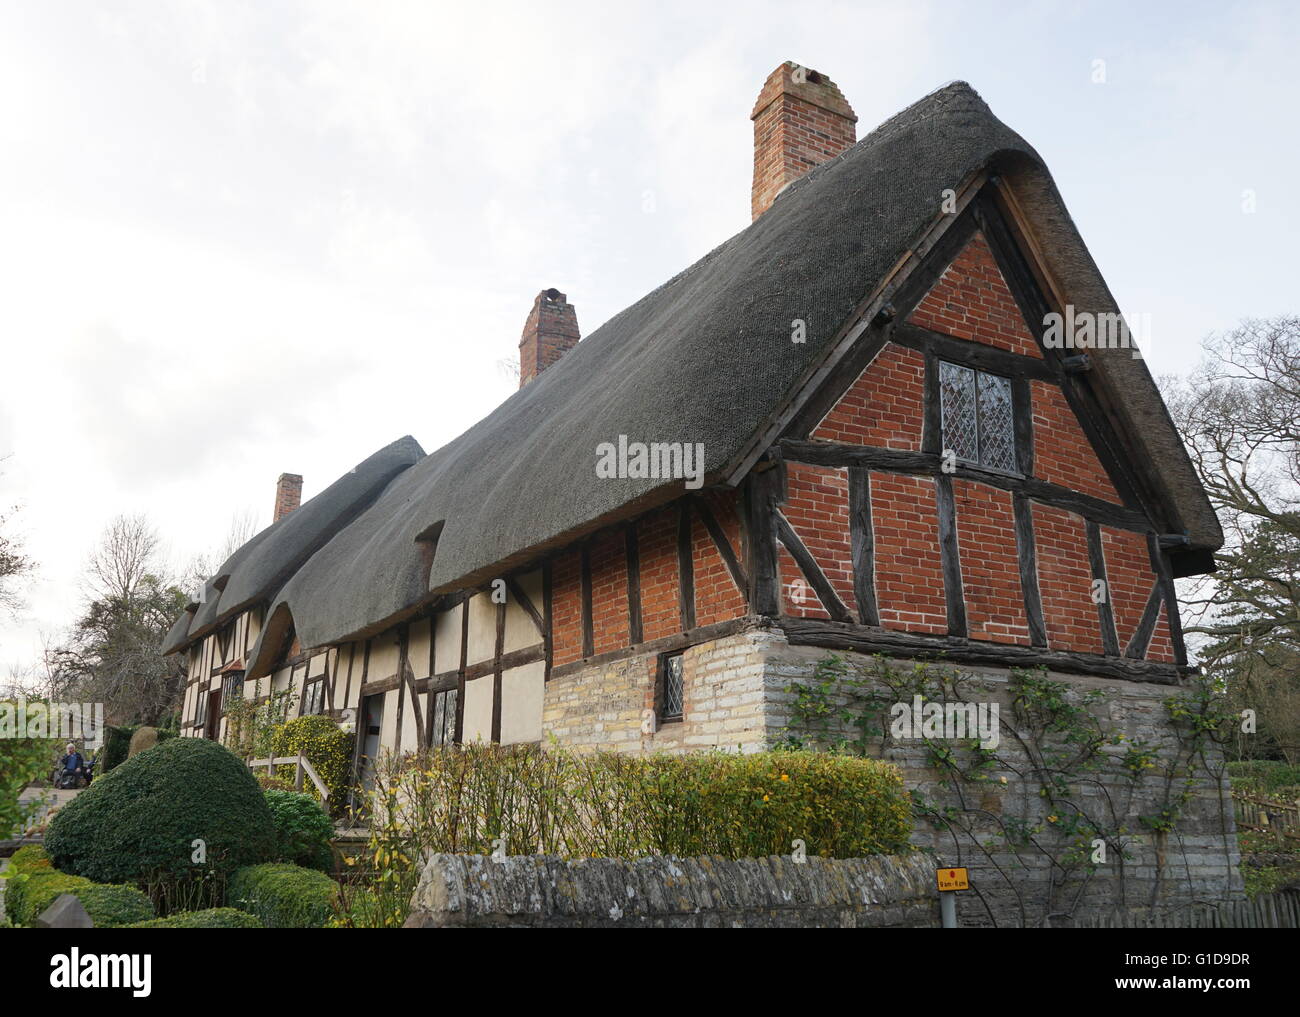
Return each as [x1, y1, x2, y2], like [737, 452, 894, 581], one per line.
[1124, 581, 1163, 660]
[774, 509, 853, 623]
[677, 501, 696, 632]
[624, 525, 643, 646]
[778, 616, 1189, 685]
[1012, 493, 1047, 648]
[848, 466, 879, 626]
[742, 466, 782, 617]
[579, 544, 594, 659]
[505, 575, 544, 637]
[894, 321, 1057, 382]
[548, 617, 760, 681]
[542, 561, 554, 681]
[455, 602, 468, 743]
[935, 475, 968, 638]
[492, 599, 505, 744]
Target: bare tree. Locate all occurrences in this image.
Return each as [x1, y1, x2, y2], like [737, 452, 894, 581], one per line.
[0, 461, 34, 616]
[1166, 315, 1300, 759]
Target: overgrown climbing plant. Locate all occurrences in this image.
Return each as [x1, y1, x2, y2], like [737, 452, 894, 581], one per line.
[783, 653, 1237, 926]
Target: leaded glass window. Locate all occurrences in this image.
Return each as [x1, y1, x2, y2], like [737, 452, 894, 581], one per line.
[939, 361, 1018, 473]
[659, 652, 684, 722]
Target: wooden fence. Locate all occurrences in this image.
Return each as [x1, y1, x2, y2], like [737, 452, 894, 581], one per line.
[1077, 889, 1300, 929]
[248, 754, 329, 804]
[1233, 791, 1300, 839]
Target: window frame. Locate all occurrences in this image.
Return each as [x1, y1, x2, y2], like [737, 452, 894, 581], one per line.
[656, 651, 685, 725]
[937, 359, 1022, 479]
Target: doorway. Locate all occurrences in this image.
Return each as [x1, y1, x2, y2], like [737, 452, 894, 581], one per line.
[205, 688, 223, 741]
[357, 693, 384, 792]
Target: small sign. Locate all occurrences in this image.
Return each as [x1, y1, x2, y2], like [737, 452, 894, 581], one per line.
[936, 867, 969, 892]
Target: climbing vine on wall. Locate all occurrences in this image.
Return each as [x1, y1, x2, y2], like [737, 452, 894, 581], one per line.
[783, 653, 1237, 926]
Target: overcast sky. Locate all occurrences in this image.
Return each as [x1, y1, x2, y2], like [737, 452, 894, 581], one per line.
[1, 0, 1296, 677]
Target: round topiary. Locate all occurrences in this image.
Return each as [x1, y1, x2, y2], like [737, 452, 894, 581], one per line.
[45, 737, 277, 885]
[128, 907, 263, 928]
[127, 726, 159, 758]
[227, 862, 337, 928]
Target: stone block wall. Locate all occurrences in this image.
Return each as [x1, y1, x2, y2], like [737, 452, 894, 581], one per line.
[404, 851, 938, 928]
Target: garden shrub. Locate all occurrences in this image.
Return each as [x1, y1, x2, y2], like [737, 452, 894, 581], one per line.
[265, 789, 335, 871]
[368, 745, 913, 860]
[9, 844, 52, 873]
[6, 871, 154, 927]
[100, 725, 138, 773]
[128, 907, 262, 928]
[45, 737, 276, 886]
[1228, 760, 1300, 797]
[271, 716, 354, 816]
[228, 862, 337, 928]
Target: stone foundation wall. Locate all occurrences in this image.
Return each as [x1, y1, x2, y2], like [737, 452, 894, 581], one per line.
[404, 851, 938, 928]
[542, 625, 1244, 927]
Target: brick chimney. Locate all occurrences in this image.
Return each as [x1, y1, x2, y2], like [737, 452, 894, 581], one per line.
[750, 62, 857, 220]
[273, 473, 303, 522]
[518, 288, 580, 388]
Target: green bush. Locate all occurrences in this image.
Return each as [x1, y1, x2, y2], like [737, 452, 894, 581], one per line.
[9, 844, 52, 873]
[271, 716, 354, 816]
[100, 725, 138, 774]
[128, 907, 262, 928]
[6, 871, 154, 927]
[265, 790, 335, 871]
[45, 737, 276, 886]
[228, 862, 337, 928]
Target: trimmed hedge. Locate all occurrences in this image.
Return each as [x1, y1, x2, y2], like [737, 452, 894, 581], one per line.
[9, 844, 52, 873]
[265, 790, 335, 871]
[100, 725, 137, 773]
[128, 907, 263, 928]
[271, 716, 354, 816]
[228, 863, 337, 928]
[45, 737, 276, 884]
[6, 871, 154, 927]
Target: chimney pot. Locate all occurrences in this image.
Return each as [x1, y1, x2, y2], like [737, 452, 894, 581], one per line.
[518, 288, 580, 388]
[750, 61, 857, 220]
[274, 473, 303, 523]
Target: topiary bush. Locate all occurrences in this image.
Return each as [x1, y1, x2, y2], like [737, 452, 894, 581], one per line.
[265, 789, 335, 871]
[271, 716, 354, 816]
[6, 871, 154, 927]
[128, 907, 263, 928]
[44, 737, 276, 887]
[228, 862, 337, 928]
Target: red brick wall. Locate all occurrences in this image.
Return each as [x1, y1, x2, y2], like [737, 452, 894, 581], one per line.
[779, 464, 853, 619]
[1032, 503, 1103, 654]
[953, 480, 1029, 644]
[693, 491, 747, 628]
[637, 507, 682, 642]
[588, 529, 629, 655]
[1148, 604, 1176, 663]
[871, 472, 947, 634]
[812, 343, 925, 450]
[1032, 381, 1120, 502]
[551, 550, 583, 667]
[908, 231, 1042, 359]
[1100, 526, 1151, 653]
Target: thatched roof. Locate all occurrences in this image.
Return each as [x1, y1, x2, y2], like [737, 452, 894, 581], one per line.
[165, 81, 1222, 668]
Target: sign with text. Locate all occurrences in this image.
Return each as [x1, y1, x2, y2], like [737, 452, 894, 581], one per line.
[936, 867, 969, 892]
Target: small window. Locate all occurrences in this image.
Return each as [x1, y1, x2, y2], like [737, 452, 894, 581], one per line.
[658, 652, 685, 724]
[939, 361, 1017, 473]
[222, 673, 243, 709]
[303, 679, 324, 716]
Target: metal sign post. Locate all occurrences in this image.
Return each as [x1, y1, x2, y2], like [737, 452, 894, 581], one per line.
[936, 867, 969, 928]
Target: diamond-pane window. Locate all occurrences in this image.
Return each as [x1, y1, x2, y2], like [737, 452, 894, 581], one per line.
[659, 653, 684, 722]
[940, 360, 1018, 473]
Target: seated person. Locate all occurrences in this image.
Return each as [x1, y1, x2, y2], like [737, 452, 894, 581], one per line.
[58, 743, 85, 787]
